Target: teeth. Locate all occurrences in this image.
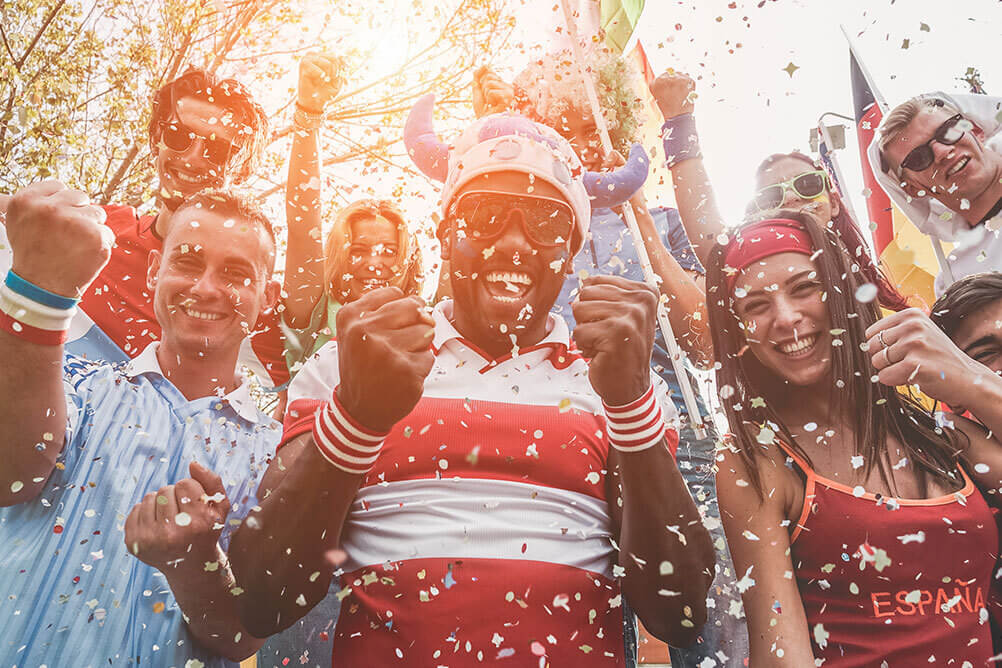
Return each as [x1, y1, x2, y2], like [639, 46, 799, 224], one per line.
[779, 334, 816, 354]
[184, 306, 224, 321]
[172, 170, 204, 185]
[486, 271, 533, 286]
[947, 157, 969, 177]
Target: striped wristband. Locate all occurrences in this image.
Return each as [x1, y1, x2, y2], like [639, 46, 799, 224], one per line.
[5, 270, 80, 310]
[312, 386, 390, 475]
[0, 282, 75, 345]
[603, 384, 667, 453]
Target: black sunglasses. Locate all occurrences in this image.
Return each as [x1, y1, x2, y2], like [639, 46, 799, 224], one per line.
[450, 191, 575, 248]
[160, 117, 234, 167]
[890, 113, 970, 175]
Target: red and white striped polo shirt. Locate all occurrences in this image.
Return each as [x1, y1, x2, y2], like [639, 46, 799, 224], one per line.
[281, 300, 679, 667]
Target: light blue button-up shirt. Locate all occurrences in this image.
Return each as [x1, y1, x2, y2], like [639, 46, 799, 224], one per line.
[0, 343, 280, 667]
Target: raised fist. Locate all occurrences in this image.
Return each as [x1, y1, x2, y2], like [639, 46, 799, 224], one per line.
[335, 287, 436, 432]
[473, 66, 516, 118]
[124, 461, 231, 571]
[297, 53, 345, 114]
[6, 180, 112, 298]
[572, 275, 658, 406]
[650, 70, 697, 120]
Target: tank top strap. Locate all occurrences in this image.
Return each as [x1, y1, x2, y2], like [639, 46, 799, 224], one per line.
[774, 439, 814, 476]
[773, 439, 816, 544]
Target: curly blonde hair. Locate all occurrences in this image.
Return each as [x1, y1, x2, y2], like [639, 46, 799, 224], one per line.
[323, 199, 423, 303]
[514, 44, 644, 154]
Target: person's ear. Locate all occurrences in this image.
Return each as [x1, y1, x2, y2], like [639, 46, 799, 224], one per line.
[262, 278, 281, 313]
[829, 194, 841, 218]
[439, 222, 453, 261]
[147, 249, 162, 292]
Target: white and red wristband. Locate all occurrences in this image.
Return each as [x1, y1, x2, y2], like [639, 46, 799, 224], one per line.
[603, 384, 667, 453]
[312, 386, 390, 475]
[0, 281, 75, 345]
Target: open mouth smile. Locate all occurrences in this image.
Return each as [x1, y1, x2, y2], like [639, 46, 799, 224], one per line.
[946, 156, 970, 178]
[775, 333, 818, 358]
[484, 270, 534, 303]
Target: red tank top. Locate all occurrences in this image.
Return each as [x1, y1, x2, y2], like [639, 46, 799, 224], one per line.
[778, 442, 998, 666]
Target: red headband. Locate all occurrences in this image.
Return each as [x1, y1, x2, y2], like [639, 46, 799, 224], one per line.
[724, 219, 814, 293]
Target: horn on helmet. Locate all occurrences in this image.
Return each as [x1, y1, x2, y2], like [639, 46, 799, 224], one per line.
[403, 93, 449, 182]
[582, 143, 650, 208]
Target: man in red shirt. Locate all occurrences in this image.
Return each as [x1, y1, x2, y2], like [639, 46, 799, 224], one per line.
[228, 112, 715, 666]
[0, 68, 288, 388]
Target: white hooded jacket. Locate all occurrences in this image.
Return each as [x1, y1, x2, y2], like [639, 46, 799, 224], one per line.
[866, 92, 1002, 295]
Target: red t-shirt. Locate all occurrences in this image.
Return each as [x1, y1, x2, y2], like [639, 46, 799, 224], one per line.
[77, 205, 289, 388]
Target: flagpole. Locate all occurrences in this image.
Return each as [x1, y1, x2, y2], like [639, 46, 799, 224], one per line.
[558, 0, 707, 438]
[840, 24, 954, 285]
[816, 114, 865, 231]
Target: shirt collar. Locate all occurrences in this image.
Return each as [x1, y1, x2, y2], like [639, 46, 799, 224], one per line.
[431, 300, 571, 371]
[124, 342, 262, 423]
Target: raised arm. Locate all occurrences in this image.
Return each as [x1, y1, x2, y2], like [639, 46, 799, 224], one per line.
[651, 72, 726, 267]
[624, 188, 712, 366]
[228, 287, 435, 637]
[717, 443, 816, 666]
[573, 275, 715, 646]
[0, 180, 111, 506]
[283, 53, 343, 329]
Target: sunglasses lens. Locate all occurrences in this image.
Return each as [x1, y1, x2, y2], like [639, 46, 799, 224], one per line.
[938, 118, 968, 145]
[204, 137, 232, 166]
[161, 121, 192, 152]
[901, 145, 934, 172]
[521, 199, 574, 245]
[792, 173, 826, 199]
[754, 185, 784, 211]
[456, 198, 506, 240]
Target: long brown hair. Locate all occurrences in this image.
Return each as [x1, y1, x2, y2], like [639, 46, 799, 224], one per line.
[323, 199, 422, 303]
[755, 152, 910, 312]
[706, 209, 965, 498]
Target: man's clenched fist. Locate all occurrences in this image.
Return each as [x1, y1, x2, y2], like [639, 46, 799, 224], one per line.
[6, 180, 112, 298]
[335, 287, 435, 433]
[572, 276, 658, 406]
[650, 70, 697, 121]
[297, 53, 345, 114]
[124, 461, 231, 571]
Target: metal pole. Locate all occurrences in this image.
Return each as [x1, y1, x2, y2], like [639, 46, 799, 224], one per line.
[558, 0, 707, 437]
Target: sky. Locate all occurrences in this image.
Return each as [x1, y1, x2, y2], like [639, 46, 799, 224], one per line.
[497, 0, 1002, 229]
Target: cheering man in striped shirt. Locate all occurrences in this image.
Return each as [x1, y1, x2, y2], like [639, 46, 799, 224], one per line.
[230, 112, 714, 666]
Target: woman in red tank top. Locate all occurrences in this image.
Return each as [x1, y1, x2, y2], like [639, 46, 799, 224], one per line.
[706, 210, 1002, 666]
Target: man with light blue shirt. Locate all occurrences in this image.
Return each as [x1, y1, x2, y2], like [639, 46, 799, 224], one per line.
[0, 181, 281, 665]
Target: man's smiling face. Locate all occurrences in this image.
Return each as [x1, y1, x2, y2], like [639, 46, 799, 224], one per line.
[442, 170, 574, 357]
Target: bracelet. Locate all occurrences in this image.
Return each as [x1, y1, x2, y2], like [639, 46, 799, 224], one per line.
[312, 385, 390, 475]
[603, 384, 667, 453]
[5, 270, 79, 310]
[0, 283, 74, 345]
[661, 113, 702, 169]
[294, 103, 325, 131]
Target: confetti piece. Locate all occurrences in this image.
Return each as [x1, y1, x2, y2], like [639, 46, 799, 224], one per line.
[153, 601, 165, 613]
[813, 623, 830, 649]
[854, 283, 878, 303]
[782, 62, 799, 77]
[175, 512, 192, 527]
[10, 481, 23, 494]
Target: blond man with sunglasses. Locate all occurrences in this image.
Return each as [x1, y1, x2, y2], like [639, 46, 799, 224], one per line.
[870, 92, 1002, 296]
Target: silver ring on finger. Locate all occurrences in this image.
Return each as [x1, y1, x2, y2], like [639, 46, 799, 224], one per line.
[878, 330, 888, 349]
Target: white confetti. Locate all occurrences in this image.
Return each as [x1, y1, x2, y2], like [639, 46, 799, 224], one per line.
[854, 283, 878, 303]
[174, 512, 192, 527]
